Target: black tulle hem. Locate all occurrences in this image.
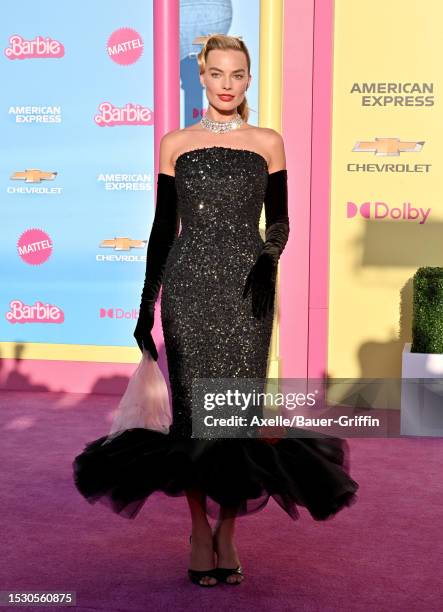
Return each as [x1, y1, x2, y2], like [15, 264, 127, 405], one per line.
[72, 428, 359, 522]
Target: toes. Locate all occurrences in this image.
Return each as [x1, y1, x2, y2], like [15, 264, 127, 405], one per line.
[227, 574, 243, 584]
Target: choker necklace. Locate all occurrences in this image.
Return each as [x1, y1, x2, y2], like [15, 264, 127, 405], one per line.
[200, 113, 244, 134]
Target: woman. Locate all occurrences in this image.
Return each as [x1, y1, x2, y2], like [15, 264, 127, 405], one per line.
[73, 33, 359, 588]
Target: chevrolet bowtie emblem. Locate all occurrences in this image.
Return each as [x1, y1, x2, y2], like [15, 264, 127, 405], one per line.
[100, 237, 147, 251]
[11, 169, 58, 182]
[352, 138, 425, 156]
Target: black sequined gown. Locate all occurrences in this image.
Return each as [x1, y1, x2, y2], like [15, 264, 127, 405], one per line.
[73, 147, 359, 521]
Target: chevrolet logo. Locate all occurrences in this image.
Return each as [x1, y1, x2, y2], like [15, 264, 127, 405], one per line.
[352, 138, 424, 156]
[100, 237, 147, 251]
[11, 169, 58, 182]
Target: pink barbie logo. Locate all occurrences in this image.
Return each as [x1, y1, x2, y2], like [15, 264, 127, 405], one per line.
[94, 102, 153, 126]
[107, 27, 143, 65]
[4, 34, 64, 59]
[6, 299, 64, 324]
[100, 307, 138, 319]
[17, 228, 53, 265]
[347, 201, 431, 225]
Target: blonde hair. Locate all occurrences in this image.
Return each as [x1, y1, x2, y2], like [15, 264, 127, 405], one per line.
[193, 33, 251, 123]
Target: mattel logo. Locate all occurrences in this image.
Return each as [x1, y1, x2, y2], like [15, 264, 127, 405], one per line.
[6, 300, 64, 323]
[107, 28, 143, 65]
[17, 228, 53, 265]
[100, 308, 139, 319]
[347, 201, 431, 224]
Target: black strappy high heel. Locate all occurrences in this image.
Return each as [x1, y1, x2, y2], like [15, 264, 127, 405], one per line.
[188, 535, 218, 587]
[211, 532, 244, 585]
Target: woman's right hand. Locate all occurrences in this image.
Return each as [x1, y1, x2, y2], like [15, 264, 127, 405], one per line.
[133, 307, 158, 361]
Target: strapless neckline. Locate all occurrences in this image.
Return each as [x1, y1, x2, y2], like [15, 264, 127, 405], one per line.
[174, 146, 269, 173]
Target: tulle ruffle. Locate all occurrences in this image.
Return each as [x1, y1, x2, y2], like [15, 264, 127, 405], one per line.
[72, 428, 359, 522]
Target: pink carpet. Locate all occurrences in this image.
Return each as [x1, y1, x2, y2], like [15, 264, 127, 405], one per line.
[1, 389, 441, 611]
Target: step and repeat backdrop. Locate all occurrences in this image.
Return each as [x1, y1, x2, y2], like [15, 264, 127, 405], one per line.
[2, 0, 440, 392]
[327, 0, 443, 378]
[1, 0, 260, 377]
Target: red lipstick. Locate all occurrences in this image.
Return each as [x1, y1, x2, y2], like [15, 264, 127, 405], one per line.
[218, 94, 234, 101]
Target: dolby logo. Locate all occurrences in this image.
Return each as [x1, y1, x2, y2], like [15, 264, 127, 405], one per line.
[346, 201, 431, 224]
[99, 308, 139, 319]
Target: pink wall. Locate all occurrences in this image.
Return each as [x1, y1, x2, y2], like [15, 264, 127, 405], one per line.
[281, 0, 332, 381]
[308, 0, 334, 380]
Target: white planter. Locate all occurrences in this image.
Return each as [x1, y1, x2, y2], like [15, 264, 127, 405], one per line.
[401, 342, 443, 437]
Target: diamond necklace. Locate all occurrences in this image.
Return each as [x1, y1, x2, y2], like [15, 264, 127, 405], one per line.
[200, 112, 244, 134]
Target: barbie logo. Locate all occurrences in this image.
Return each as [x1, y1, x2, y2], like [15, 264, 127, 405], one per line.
[6, 299, 64, 323]
[94, 102, 153, 126]
[107, 27, 143, 65]
[100, 308, 139, 319]
[4, 34, 64, 59]
[347, 201, 431, 224]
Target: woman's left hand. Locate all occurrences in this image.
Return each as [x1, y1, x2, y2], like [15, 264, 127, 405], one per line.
[242, 251, 277, 320]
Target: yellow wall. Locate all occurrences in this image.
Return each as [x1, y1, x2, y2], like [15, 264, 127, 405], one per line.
[328, 0, 443, 378]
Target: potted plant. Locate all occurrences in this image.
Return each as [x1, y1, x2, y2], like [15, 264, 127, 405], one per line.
[401, 266, 443, 436]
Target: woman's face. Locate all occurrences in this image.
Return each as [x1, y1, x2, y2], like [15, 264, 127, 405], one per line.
[200, 49, 251, 114]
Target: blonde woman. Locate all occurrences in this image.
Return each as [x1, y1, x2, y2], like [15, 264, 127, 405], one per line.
[73, 33, 359, 588]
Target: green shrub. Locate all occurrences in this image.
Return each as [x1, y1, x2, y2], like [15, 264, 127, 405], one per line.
[411, 267, 443, 353]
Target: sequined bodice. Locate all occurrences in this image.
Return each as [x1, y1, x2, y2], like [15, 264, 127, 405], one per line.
[174, 146, 269, 241]
[160, 145, 274, 437]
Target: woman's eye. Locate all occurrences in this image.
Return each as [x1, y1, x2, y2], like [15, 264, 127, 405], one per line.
[210, 74, 244, 79]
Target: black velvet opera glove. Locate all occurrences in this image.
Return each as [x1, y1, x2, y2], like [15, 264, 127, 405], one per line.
[242, 169, 290, 320]
[133, 173, 179, 360]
